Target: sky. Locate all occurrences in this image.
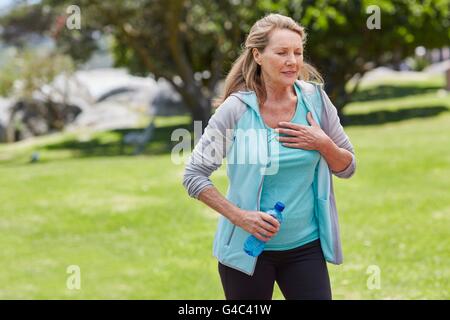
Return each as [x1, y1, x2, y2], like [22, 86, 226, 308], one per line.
[0, 0, 18, 12]
[0, 0, 41, 15]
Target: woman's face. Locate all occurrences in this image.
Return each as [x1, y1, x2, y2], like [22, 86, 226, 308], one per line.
[253, 28, 304, 88]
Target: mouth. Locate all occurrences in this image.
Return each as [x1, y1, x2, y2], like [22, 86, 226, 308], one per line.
[281, 71, 297, 77]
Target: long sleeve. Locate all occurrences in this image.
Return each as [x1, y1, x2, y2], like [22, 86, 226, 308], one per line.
[319, 88, 356, 179]
[182, 95, 247, 198]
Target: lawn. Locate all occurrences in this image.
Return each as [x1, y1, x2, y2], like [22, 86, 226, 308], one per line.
[0, 77, 449, 299]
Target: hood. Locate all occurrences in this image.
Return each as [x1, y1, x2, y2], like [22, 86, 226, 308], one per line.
[230, 80, 322, 121]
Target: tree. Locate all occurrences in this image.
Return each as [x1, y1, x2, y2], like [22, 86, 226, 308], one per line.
[269, 0, 450, 120]
[1, 0, 268, 131]
[1, 0, 449, 126]
[0, 49, 79, 142]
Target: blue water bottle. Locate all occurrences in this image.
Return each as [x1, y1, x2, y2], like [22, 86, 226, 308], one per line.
[243, 201, 285, 257]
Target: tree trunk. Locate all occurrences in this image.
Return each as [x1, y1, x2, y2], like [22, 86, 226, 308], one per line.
[5, 103, 20, 143]
[168, 80, 212, 135]
[188, 95, 211, 134]
[47, 100, 64, 130]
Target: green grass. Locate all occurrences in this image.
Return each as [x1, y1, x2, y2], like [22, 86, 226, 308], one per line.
[0, 80, 449, 299]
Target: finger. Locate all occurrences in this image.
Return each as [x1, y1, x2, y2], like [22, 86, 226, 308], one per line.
[260, 221, 277, 234]
[275, 128, 300, 136]
[261, 214, 280, 229]
[257, 226, 274, 237]
[282, 142, 301, 149]
[276, 136, 298, 143]
[255, 230, 271, 242]
[258, 217, 277, 232]
[277, 122, 303, 130]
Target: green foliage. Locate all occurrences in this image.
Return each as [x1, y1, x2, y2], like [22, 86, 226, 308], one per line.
[0, 49, 75, 99]
[406, 56, 430, 72]
[283, 0, 450, 107]
[0, 1, 98, 63]
[0, 59, 18, 96]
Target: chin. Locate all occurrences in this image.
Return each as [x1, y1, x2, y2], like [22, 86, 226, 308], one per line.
[280, 78, 297, 87]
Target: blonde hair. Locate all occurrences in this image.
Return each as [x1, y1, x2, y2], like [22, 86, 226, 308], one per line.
[214, 13, 323, 108]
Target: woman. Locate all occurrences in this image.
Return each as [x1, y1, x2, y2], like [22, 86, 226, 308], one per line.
[183, 13, 356, 300]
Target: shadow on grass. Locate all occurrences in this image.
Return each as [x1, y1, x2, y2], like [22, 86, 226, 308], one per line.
[10, 106, 449, 162]
[2, 82, 448, 164]
[350, 84, 444, 103]
[42, 123, 192, 157]
[345, 106, 449, 126]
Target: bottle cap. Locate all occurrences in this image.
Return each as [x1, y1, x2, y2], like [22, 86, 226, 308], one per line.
[274, 201, 285, 212]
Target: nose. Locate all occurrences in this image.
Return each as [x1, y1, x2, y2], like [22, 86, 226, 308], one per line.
[285, 53, 296, 66]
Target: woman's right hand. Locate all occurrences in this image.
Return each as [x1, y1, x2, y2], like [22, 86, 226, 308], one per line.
[235, 209, 280, 242]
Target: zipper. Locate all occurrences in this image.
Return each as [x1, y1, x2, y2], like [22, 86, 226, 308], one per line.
[256, 130, 269, 211]
[226, 106, 269, 274]
[246, 128, 270, 276]
[225, 121, 268, 248]
[249, 127, 269, 273]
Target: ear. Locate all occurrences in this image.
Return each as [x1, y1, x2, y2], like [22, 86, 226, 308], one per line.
[252, 48, 261, 65]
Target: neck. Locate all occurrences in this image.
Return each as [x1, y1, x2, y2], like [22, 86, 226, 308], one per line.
[262, 76, 295, 103]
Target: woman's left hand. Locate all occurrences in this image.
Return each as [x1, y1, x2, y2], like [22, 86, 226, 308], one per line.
[275, 112, 330, 151]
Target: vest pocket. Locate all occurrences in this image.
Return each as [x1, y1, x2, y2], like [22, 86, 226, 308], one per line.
[225, 203, 240, 246]
[225, 225, 236, 246]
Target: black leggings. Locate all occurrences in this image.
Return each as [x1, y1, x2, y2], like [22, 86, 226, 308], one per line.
[218, 239, 332, 300]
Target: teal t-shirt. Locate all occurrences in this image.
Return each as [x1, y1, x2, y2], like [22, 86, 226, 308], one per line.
[260, 84, 320, 250]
